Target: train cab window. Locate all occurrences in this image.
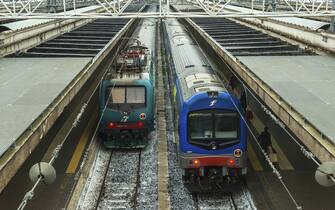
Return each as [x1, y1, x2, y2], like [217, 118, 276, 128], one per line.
[107, 86, 146, 109]
[214, 113, 238, 139]
[110, 87, 125, 103]
[189, 113, 213, 139]
[188, 110, 239, 149]
[126, 87, 145, 103]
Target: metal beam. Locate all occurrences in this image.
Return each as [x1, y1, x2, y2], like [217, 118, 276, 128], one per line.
[1, 11, 335, 19]
[0, 1, 334, 18]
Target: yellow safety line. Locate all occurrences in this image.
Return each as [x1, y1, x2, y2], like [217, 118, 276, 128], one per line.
[271, 138, 294, 170]
[247, 141, 263, 171]
[60, 174, 71, 190]
[66, 111, 98, 174]
[250, 113, 294, 170]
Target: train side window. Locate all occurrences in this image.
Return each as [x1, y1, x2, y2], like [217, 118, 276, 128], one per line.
[110, 87, 125, 104]
[126, 87, 145, 104]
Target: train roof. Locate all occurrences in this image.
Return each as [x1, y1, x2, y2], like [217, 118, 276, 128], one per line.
[107, 18, 156, 81]
[165, 19, 227, 100]
[109, 71, 151, 81]
[103, 75, 152, 87]
[134, 18, 156, 53]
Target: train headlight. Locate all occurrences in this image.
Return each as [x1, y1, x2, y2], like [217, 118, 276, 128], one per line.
[227, 158, 235, 166]
[234, 149, 242, 158]
[139, 113, 146, 120]
[108, 122, 115, 129]
[136, 122, 144, 128]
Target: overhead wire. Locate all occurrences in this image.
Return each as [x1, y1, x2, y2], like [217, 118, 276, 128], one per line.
[226, 89, 303, 210]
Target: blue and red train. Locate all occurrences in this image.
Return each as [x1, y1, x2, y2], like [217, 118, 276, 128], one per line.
[164, 18, 248, 188]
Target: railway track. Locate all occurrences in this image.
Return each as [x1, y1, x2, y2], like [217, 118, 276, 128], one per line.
[77, 132, 158, 210]
[193, 186, 256, 210]
[96, 150, 142, 210]
[76, 112, 158, 209]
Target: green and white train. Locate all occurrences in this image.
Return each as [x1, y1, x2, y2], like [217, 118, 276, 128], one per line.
[99, 18, 156, 148]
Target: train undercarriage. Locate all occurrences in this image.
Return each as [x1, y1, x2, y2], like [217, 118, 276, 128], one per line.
[102, 128, 148, 149]
[182, 166, 246, 192]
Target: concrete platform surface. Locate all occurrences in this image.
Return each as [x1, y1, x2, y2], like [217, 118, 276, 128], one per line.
[238, 55, 335, 144]
[0, 57, 91, 156]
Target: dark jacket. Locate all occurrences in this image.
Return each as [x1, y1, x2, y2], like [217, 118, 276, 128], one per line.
[240, 91, 247, 111]
[258, 130, 272, 151]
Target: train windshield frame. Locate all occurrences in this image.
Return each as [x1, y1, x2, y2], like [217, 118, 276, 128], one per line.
[187, 109, 240, 149]
[106, 86, 146, 109]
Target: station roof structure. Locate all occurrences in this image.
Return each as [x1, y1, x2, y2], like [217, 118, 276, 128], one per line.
[0, 57, 91, 156]
[238, 55, 335, 143]
[0, 0, 334, 19]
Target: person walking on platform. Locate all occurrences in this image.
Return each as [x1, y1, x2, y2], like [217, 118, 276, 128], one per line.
[258, 127, 272, 153]
[258, 127, 278, 163]
[229, 75, 238, 91]
[240, 91, 247, 112]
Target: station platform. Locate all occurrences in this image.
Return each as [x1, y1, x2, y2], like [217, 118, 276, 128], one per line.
[0, 57, 91, 156]
[238, 56, 335, 145]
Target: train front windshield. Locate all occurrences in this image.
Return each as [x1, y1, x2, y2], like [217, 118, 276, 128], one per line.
[106, 86, 146, 109]
[188, 110, 239, 148]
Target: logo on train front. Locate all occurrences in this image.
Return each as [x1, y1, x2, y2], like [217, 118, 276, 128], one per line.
[210, 99, 217, 107]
